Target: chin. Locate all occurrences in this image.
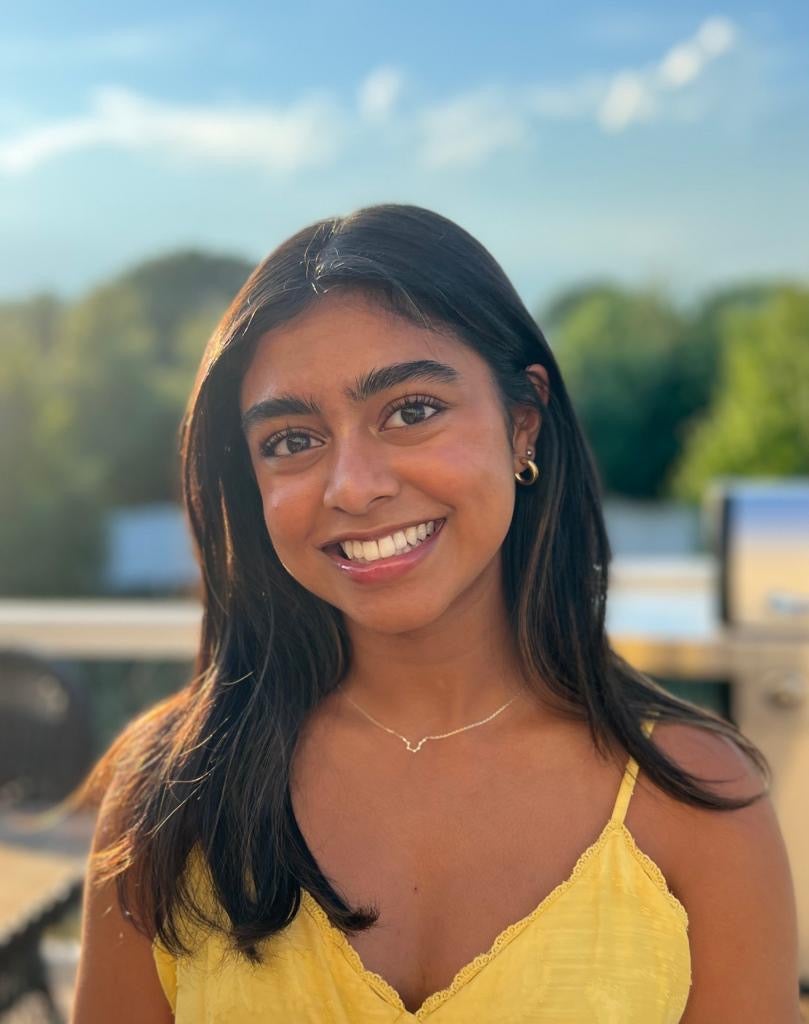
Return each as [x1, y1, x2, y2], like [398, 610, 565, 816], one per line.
[340, 595, 453, 636]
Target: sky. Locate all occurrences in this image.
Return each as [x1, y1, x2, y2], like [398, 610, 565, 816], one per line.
[1, 1, 807, 314]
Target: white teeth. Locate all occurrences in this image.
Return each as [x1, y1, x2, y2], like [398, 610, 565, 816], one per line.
[362, 540, 380, 561]
[337, 519, 442, 563]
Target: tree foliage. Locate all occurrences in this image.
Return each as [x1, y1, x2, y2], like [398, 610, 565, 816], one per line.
[0, 308, 103, 594]
[543, 286, 691, 497]
[670, 285, 809, 499]
[0, 252, 253, 594]
[539, 280, 804, 500]
[1, 251, 806, 596]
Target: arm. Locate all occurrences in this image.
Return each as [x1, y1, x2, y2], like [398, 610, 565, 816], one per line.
[70, 784, 174, 1024]
[652, 723, 802, 1024]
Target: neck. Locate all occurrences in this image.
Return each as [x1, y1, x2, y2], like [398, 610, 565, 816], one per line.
[338, 574, 529, 734]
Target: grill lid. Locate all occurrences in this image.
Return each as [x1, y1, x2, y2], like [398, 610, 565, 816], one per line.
[705, 479, 809, 634]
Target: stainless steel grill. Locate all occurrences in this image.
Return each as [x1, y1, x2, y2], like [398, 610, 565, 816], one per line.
[707, 480, 809, 980]
[711, 480, 809, 635]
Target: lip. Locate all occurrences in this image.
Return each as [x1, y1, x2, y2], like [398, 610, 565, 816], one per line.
[324, 518, 446, 585]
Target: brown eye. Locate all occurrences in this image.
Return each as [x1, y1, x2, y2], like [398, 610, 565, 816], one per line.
[383, 397, 445, 430]
[260, 431, 322, 458]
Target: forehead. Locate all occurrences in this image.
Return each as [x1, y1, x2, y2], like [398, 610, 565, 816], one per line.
[239, 291, 488, 410]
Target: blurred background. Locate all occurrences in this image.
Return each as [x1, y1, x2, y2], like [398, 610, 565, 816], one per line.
[0, 1, 807, 1019]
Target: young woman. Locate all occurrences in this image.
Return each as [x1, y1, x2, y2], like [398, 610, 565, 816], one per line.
[72, 205, 800, 1022]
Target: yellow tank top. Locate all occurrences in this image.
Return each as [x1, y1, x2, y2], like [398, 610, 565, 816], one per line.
[153, 720, 692, 1022]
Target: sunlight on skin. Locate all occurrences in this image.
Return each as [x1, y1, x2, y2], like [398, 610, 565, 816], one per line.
[239, 290, 547, 728]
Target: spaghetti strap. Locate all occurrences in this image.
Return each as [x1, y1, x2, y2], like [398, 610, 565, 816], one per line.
[610, 719, 656, 826]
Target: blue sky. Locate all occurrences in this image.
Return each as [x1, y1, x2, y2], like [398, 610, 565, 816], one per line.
[1, 1, 807, 312]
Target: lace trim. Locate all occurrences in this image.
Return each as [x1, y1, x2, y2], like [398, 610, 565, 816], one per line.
[300, 819, 688, 1019]
[621, 825, 690, 928]
[300, 891, 407, 1011]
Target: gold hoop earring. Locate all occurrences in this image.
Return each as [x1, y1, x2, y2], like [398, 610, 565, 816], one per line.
[514, 448, 539, 486]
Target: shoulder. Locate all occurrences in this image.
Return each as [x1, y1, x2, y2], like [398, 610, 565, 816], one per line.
[646, 719, 779, 890]
[72, 776, 175, 1022]
[644, 720, 801, 1021]
[649, 719, 765, 801]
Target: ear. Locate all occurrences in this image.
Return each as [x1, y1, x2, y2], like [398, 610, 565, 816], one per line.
[511, 363, 549, 458]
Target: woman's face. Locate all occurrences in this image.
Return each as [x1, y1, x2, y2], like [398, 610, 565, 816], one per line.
[239, 290, 543, 635]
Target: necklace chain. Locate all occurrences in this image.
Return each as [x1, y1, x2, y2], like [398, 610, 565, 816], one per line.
[342, 692, 520, 753]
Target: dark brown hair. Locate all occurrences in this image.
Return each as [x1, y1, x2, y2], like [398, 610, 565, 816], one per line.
[74, 203, 768, 963]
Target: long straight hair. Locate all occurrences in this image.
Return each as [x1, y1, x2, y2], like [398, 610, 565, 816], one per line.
[76, 204, 768, 962]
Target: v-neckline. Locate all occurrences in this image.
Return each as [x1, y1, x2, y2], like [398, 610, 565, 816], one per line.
[299, 818, 661, 1020]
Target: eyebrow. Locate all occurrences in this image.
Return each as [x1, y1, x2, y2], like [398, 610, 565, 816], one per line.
[241, 393, 320, 432]
[240, 359, 462, 433]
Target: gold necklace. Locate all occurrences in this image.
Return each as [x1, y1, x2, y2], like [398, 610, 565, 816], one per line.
[342, 692, 520, 753]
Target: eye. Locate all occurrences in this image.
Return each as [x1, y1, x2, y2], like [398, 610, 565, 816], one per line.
[383, 395, 446, 429]
[260, 430, 323, 459]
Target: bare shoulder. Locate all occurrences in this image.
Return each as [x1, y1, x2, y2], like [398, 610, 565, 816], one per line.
[651, 719, 764, 793]
[646, 720, 801, 1023]
[71, 778, 174, 1023]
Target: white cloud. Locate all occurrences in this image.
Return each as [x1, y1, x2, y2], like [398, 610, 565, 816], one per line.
[479, 16, 741, 142]
[417, 17, 739, 164]
[598, 16, 739, 131]
[419, 88, 529, 168]
[599, 72, 658, 132]
[0, 16, 744, 177]
[528, 17, 740, 135]
[357, 67, 404, 122]
[697, 17, 737, 57]
[0, 87, 342, 175]
[657, 17, 737, 90]
[658, 43, 704, 88]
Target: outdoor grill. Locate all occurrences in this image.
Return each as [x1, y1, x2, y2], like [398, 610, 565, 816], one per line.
[708, 480, 809, 981]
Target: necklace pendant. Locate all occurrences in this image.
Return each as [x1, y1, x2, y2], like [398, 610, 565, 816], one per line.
[343, 691, 520, 754]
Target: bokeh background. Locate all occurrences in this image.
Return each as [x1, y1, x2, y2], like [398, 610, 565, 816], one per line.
[2, 2, 808, 599]
[0, 2, 807, 1020]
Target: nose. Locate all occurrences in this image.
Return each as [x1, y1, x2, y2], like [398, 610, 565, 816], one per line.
[322, 434, 400, 515]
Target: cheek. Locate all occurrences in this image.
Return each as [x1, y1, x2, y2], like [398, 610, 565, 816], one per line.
[421, 431, 516, 544]
[258, 475, 317, 554]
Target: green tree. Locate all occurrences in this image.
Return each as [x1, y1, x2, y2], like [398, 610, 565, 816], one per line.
[543, 286, 695, 498]
[670, 286, 809, 500]
[540, 280, 619, 337]
[0, 316, 103, 594]
[51, 251, 254, 508]
[121, 250, 253, 364]
[54, 283, 178, 505]
[0, 251, 253, 595]
[538, 281, 795, 500]
[672, 282, 785, 416]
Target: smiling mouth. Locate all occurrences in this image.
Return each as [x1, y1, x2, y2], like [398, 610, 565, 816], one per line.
[325, 518, 445, 563]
